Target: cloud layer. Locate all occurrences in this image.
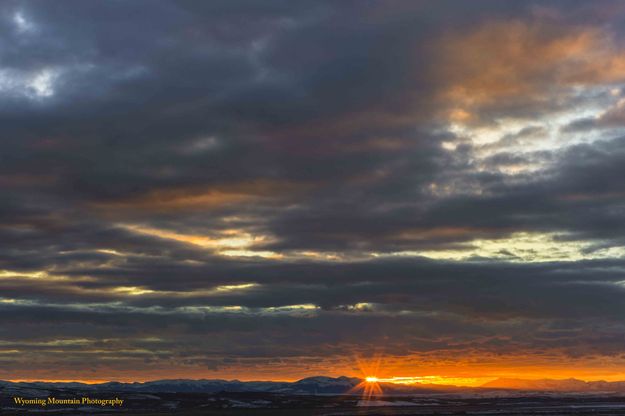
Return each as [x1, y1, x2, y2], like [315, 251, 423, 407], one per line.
[2, 0, 625, 382]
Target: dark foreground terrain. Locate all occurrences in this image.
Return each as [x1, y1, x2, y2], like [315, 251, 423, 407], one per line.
[4, 378, 625, 415]
[4, 391, 625, 415]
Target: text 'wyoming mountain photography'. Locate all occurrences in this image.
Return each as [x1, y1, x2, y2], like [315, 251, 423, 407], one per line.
[3, 1, 625, 415]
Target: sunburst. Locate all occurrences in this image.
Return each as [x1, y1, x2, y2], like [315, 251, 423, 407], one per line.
[348, 355, 385, 400]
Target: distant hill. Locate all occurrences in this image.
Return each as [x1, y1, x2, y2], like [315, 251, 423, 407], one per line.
[482, 378, 625, 392]
[5, 375, 625, 396]
[0, 376, 470, 396]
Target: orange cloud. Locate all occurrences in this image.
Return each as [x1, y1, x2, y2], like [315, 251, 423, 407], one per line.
[393, 226, 494, 241]
[90, 179, 303, 213]
[436, 18, 625, 122]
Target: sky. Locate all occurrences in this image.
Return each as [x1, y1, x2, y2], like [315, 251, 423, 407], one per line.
[2, 0, 625, 384]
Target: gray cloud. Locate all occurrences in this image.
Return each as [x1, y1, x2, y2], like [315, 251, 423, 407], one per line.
[2, 0, 625, 380]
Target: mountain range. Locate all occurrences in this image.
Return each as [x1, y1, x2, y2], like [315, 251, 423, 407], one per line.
[482, 377, 625, 392]
[0, 376, 457, 395]
[3, 376, 625, 395]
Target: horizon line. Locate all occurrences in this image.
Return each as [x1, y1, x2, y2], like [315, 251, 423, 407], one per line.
[3, 375, 615, 386]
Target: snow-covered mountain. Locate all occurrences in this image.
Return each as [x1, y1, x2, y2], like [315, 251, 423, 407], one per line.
[0, 376, 363, 395]
[0, 376, 469, 396]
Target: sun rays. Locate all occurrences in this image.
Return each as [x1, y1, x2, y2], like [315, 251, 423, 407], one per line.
[348, 355, 386, 399]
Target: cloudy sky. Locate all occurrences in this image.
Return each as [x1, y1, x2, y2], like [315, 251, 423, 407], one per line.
[3, 0, 625, 383]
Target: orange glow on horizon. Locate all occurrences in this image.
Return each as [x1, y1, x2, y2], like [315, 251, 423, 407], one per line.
[10, 356, 625, 387]
[10, 372, 625, 387]
[360, 375, 497, 387]
[8, 379, 109, 384]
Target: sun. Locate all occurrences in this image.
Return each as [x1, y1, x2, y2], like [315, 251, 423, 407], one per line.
[346, 354, 387, 400]
[355, 375, 383, 400]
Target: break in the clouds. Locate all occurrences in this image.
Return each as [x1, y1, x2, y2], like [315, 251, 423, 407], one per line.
[2, 0, 625, 382]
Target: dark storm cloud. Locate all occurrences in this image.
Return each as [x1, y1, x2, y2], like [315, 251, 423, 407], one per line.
[2, 0, 625, 379]
[3, 256, 625, 320]
[414, 135, 625, 247]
